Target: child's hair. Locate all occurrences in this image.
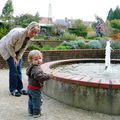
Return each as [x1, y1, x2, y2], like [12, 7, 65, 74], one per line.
[28, 50, 42, 63]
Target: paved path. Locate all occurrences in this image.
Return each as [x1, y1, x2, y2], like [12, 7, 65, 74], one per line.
[0, 68, 120, 120]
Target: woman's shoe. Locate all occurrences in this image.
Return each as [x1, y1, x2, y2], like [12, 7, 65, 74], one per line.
[11, 90, 21, 97]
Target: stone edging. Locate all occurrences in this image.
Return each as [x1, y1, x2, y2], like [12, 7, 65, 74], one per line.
[41, 59, 120, 89]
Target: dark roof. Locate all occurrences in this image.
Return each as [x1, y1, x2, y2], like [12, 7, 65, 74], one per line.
[55, 19, 70, 26]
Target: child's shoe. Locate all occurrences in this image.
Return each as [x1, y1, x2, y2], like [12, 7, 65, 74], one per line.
[19, 89, 28, 95]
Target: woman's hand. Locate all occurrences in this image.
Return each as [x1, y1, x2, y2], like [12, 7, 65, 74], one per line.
[13, 57, 19, 65]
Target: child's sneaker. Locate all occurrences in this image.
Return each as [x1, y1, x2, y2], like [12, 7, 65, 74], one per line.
[33, 114, 41, 118]
[19, 89, 28, 95]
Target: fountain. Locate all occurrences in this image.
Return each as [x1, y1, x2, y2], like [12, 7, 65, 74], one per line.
[105, 40, 111, 70]
[41, 42, 120, 115]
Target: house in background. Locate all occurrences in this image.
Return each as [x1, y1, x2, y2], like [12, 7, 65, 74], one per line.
[83, 21, 94, 27]
[40, 17, 93, 28]
[39, 17, 53, 26]
[54, 18, 73, 28]
[54, 18, 74, 35]
[39, 17, 94, 36]
[39, 17, 54, 36]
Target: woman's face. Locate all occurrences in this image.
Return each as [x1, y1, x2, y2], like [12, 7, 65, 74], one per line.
[27, 27, 40, 38]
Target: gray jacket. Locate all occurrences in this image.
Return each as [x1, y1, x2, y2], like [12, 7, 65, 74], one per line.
[0, 27, 31, 60]
[26, 64, 50, 88]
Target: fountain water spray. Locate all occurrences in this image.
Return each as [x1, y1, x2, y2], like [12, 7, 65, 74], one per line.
[105, 40, 111, 70]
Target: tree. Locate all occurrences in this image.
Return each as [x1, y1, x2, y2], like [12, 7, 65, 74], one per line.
[110, 19, 120, 32]
[107, 8, 114, 20]
[14, 13, 40, 27]
[107, 6, 120, 21]
[1, 0, 14, 22]
[34, 12, 40, 22]
[72, 19, 87, 30]
[113, 6, 120, 19]
[68, 19, 87, 37]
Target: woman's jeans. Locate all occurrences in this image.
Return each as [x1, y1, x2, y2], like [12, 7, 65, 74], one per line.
[6, 56, 23, 93]
[28, 90, 43, 115]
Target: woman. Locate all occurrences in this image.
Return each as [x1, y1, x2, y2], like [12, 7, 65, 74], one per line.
[0, 21, 40, 97]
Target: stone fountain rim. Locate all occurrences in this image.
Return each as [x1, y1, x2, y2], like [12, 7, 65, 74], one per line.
[41, 58, 120, 89]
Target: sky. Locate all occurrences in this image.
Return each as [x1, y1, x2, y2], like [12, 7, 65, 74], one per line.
[0, 0, 120, 22]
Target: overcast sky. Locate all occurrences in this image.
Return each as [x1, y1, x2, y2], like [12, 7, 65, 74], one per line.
[0, 0, 120, 21]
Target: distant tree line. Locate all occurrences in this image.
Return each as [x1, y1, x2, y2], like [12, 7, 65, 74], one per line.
[0, 0, 39, 28]
[0, 0, 120, 40]
[0, 0, 40, 38]
[107, 6, 120, 21]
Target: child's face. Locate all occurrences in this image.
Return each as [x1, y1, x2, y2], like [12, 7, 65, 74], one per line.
[32, 55, 42, 65]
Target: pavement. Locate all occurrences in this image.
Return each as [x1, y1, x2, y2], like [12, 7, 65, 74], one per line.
[0, 68, 120, 120]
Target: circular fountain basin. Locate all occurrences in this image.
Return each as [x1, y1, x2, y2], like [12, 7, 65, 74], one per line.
[41, 59, 120, 115]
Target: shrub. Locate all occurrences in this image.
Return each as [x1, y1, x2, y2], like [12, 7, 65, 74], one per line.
[27, 44, 40, 51]
[95, 37, 111, 40]
[0, 27, 8, 39]
[111, 41, 120, 49]
[73, 40, 86, 49]
[60, 32, 78, 40]
[41, 45, 53, 50]
[57, 40, 86, 49]
[87, 40, 102, 49]
[110, 19, 120, 32]
[69, 19, 88, 37]
[55, 45, 71, 50]
[112, 33, 120, 40]
[99, 40, 107, 49]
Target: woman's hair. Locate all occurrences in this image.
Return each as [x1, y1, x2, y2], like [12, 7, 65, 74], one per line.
[27, 21, 40, 31]
[28, 50, 42, 63]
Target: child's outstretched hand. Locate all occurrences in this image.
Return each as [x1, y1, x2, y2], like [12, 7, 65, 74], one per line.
[49, 71, 54, 79]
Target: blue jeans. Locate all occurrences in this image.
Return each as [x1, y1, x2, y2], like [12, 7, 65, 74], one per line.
[96, 31, 103, 37]
[6, 56, 23, 92]
[28, 90, 43, 115]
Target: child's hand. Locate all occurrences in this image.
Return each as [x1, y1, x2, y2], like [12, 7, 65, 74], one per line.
[49, 74, 54, 79]
[49, 71, 54, 79]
